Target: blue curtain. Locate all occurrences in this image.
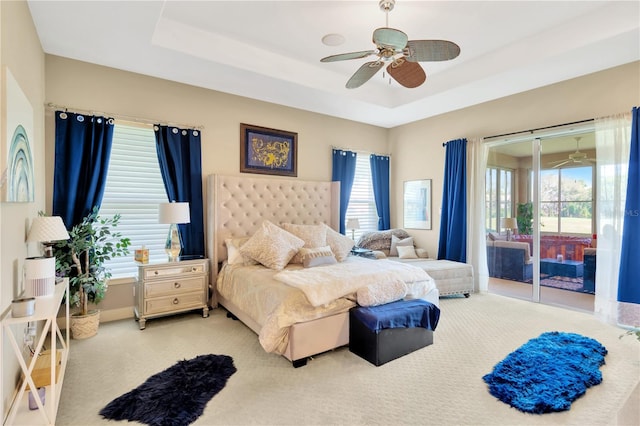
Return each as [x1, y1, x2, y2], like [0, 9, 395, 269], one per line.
[154, 125, 205, 257]
[618, 106, 640, 304]
[332, 149, 357, 234]
[53, 111, 114, 229]
[370, 154, 391, 230]
[438, 138, 468, 262]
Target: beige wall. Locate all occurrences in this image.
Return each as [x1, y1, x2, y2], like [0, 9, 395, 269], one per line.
[389, 61, 640, 257]
[1, 0, 46, 417]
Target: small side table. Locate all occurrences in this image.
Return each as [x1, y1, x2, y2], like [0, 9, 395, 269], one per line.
[134, 257, 209, 329]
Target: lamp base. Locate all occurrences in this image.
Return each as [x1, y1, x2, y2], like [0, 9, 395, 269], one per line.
[165, 224, 182, 262]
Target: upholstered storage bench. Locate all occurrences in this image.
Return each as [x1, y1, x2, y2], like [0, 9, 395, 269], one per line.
[388, 258, 474, 297]
[349, 299, 440, 366]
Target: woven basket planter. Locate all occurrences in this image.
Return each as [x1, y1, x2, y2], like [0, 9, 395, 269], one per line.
[70, 310, 100, 339]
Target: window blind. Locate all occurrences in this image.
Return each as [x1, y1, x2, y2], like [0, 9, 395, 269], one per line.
[346, 153, 379, 241]
[99, 123, 169, 279]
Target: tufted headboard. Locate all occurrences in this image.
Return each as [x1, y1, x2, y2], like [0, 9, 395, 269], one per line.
[206, 174, 340, 283]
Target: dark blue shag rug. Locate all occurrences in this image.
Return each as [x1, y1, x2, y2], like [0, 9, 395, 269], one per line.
[482, 331, 607, 414]
[100, 354, 236, 426]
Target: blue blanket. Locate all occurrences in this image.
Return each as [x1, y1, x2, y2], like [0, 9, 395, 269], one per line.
[351, 299, 440, 333]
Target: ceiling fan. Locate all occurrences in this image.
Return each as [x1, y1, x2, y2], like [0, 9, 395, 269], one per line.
[548, 137, 597, 168]
[320, 0, 460, 89]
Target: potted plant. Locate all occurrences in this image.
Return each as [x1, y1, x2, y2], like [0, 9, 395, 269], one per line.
[517, 202, 533, 235]
[53, 206, 131, 339]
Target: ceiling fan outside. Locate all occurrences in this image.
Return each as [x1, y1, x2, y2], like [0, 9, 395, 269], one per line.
[548, 137, 597, 168]
[320, 0, 460, 89]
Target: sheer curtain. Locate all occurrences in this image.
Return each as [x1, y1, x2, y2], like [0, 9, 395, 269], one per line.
[594, 111, 632, 325]
[467, 138, 489, 292]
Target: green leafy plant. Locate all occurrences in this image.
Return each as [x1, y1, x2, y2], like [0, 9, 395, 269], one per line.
[53, 206, 131, 316]
[517, 202, 533, 235]
[619, 328, 640, 342]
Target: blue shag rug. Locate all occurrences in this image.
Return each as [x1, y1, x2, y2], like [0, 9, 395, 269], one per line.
[100, 354, 236, 426]
[482, 331, 607, 414]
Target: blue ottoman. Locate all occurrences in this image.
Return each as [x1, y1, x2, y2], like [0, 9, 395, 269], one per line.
[349, 299, 440, 366]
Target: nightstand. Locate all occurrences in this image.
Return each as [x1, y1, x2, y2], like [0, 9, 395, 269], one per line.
[134, 258, 209, 329]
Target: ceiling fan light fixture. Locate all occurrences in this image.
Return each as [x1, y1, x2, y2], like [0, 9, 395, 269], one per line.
[322, 33, 345, 46]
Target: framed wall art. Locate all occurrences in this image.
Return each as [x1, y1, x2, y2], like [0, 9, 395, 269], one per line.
[403, 179, 432, 230]
[2, 67, 35, 202]
[240, 123, 297, 177]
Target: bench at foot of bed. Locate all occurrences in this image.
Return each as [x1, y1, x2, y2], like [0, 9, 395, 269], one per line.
[349, 299, 441, 366]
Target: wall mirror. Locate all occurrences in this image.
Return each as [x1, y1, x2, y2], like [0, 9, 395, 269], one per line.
[403, 179, 432, 230]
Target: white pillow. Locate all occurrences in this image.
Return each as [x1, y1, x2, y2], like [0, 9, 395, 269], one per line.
[397, 245, 418, 259]
[239, 221, 305, 270]
[323, 223, 354, 262]
[298, 246, 337, 268]
[225, 237, 258, 265]
[281, 223, 327, 264]
[390, 235, 414, 256]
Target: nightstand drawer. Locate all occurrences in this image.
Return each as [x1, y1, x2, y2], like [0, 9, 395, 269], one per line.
[144, 292, 205, 315]
[144, 277, 205, 298]
[142, 264, 206, 280]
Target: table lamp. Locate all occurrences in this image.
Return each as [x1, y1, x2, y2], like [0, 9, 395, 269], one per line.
[500, 217, 518, 241]
[346, 218, 360, 240]
[25, 216, 70, 297]
[159, 202, 190, 261]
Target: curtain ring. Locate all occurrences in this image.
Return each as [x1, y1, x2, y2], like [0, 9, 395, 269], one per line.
[172, 128, 179, 134]
[96, 118, 103, 124]
[181, 130, 187, 136]
[77, 115, 84, 122]
[59, 112, 67, 119]
[193, 130, 199, 137]
[153, 125, 159, 131]
[108, 118, 114, 125]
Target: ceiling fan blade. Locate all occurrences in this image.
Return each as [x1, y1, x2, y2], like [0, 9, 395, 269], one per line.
[386, 58, 426, 88]
[551, 160, 571, 169]
[346, 61, 384, 89]
[405, 40, 461, 62]
[373, 27, 408, 50]
[320, 50, 377, 62]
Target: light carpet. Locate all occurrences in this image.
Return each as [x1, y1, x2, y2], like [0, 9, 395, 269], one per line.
[56, 292, 639, 425]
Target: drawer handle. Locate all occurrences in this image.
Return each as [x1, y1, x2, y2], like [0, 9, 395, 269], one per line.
[174, 282, 181, 289]
[191, 267, 197, 272]
[173, 298, 179, 305]
[154, 271, 159, 275]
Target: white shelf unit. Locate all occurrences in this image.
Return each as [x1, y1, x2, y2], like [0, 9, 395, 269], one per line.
[1, 279, 69, 425]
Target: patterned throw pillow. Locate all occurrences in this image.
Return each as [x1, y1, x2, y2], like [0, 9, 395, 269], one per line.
[298, 246, 337, 268]
[281, 223, 327, 264]
[323, 223, 354, 262]
[225, 237, 258, 265]
[239, 220, 305, 270]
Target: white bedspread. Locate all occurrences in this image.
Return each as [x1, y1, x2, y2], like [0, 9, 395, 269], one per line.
[273, 257, 431, 307]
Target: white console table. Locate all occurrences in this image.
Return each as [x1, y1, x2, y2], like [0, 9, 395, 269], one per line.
[1, 279, 69, 425]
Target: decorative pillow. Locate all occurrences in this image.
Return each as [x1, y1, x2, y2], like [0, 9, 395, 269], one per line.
[281, 223, 327, 264]
[397, 245, 418, 259]
[371, 250, 387, 259]
[415, 248, 429, 258]
[323, 223, 354, 262]
[239, 221, 305, 270]
[225, 237, 258, 265]
[298, 246, 337, 268]
[356, 281, 407, 307]
[390, 235, 414, 256]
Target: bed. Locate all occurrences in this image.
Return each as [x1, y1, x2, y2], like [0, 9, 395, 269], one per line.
[207, 174, 439, 367]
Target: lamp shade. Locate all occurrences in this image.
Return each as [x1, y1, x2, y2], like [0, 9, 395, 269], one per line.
[500, 217, 518, 230]
[346, 218, 360, 230]
[26, 216, 70, 243]
[159, 202, 190, 224]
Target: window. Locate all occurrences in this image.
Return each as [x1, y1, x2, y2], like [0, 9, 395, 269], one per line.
[99, 123, 169, 279]
[540, 166, 593, 234]
[485, 167, 513, 232]
[345, 153, 379, 241]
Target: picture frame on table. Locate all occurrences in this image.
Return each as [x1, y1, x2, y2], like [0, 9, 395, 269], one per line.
[240, 123, 297, 177]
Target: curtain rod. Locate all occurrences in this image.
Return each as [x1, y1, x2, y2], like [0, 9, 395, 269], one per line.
[332, 146, 391, 157]
[45, 102, 205, 130]
[483, 118, 594, 141]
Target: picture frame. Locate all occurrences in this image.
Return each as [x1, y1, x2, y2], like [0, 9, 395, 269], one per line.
[403, 179, 432, 230]
[240, 123, 297, 177]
